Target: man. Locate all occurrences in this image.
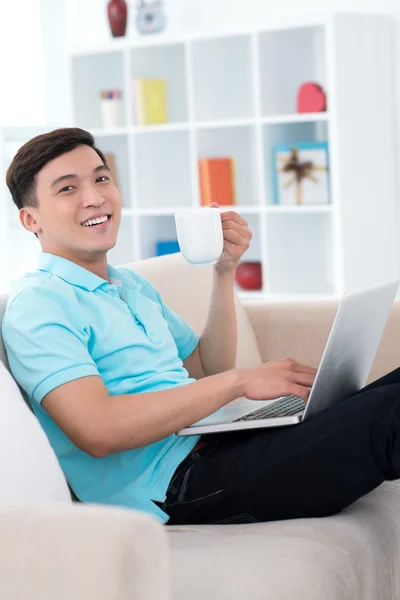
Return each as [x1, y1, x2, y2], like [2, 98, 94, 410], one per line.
[2, 127, 400, 526]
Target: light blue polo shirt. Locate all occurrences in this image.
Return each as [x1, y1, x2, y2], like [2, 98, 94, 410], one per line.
[2, 252, 201, 523]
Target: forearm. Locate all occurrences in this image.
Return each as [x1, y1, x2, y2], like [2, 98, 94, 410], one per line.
[103, 369, 244, 455]
[199, 269, 237, 376]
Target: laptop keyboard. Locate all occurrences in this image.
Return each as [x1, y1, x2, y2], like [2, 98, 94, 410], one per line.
[233, 395, 305, 422]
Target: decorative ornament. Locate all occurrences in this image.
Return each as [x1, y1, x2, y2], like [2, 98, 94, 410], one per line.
[297, 82, 327, 113]
[278, 147, 328, 206]
[136, 1, 166, 35]
[235, 262, 262, 291]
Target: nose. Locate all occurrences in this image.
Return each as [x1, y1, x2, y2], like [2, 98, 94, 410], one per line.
[81, 182, 106, 208]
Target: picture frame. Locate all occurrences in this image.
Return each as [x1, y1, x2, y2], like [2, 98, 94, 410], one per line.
[272, 141, 330, 206]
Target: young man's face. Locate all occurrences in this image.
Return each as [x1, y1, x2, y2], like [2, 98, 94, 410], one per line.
[20, 144, 121, 262]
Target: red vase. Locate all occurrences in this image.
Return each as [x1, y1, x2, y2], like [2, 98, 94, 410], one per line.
[107, 0, 128, 38]
[235, 262, 262, 291]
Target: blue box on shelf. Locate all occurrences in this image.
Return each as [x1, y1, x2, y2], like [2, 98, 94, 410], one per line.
[155, 240, 181, 256]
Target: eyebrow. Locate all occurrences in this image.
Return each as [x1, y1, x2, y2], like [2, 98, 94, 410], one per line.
[50, 164, 111, 189]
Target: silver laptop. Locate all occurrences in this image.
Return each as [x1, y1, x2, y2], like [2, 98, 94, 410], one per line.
[178, 278, 399, 437]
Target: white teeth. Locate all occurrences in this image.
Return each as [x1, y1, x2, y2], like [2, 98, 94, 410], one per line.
[82, 215, 109, 227]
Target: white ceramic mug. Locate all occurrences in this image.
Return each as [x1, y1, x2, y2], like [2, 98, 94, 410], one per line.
[174, 207, 223, 265]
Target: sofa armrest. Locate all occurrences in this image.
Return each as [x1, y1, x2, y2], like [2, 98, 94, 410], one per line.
[242, 299, 339, 367]
[0, 503, 171, 600]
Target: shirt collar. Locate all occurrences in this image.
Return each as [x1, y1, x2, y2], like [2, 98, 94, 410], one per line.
[37, 252, 110, 292]
[107, 265, 124, 287]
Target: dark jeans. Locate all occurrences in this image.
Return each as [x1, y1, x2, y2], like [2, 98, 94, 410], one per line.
[160, 367, 400, 525]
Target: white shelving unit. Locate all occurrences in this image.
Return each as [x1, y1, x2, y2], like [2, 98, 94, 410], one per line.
[0, 127, 52, 294]
[1, 12, 399, 300]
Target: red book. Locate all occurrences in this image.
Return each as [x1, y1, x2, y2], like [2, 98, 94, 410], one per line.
[198, 158, 236, 206]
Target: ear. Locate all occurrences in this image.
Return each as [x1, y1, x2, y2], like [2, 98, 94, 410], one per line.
[19, 208, 41, 235]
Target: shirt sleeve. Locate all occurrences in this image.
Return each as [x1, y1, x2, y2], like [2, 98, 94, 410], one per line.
[120, 269, 200, 361]
[156, 293, 200, 361]
[2, 282, 100, 405]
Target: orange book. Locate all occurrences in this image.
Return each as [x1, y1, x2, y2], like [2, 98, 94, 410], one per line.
[198, 158, 236, 206]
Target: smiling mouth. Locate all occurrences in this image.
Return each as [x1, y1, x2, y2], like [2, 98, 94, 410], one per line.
[81, 214, 112, 228]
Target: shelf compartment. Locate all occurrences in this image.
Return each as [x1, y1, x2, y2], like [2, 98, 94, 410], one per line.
[135, 130, 192, 209]
[234, 214, 263, 294]
[138, 215, 179, 260]
[72, 51, 126, 129]
[138, 213, 262, 267]
[6, 201, 20, 228]
[262, 121, 328, 205]
[265, 212, 334, 295]
[196, 125, 259, 206]
[237, 214, 261, 262]
[191, 35, 254, 121]
[130, 43, 188, 125]
[93, 134, 131, 207]
[7, 227, 41, 281]
[108, 214, 134, 267]
[258, 26, 326, 117]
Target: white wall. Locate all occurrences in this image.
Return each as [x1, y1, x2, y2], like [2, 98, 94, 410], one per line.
[0, 0, 71, 128]
[40, 0, 71, 125]
[64, 0, 399, 48]
[0, 0, 45, 125]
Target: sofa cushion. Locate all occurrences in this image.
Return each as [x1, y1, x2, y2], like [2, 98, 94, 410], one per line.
[123, 253, 263, 369]
[167, 481, 400, 600]
[0, 359, 71, 503]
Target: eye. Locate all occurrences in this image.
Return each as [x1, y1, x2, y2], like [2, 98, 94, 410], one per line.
[58, 185, 74, 194]
[96, 175, 110, 183]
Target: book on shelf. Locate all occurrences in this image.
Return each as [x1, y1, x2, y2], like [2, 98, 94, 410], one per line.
[133, 79, 167, 126]
[198, 157, 236, 206]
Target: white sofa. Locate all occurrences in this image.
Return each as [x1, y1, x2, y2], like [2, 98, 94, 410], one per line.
[1, 252, 400, 600]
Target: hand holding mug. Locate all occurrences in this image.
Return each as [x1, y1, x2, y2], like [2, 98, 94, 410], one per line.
[174, 203, 253, 271]
[209, 202, 253, 274]
[174, 207, 223, 265]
